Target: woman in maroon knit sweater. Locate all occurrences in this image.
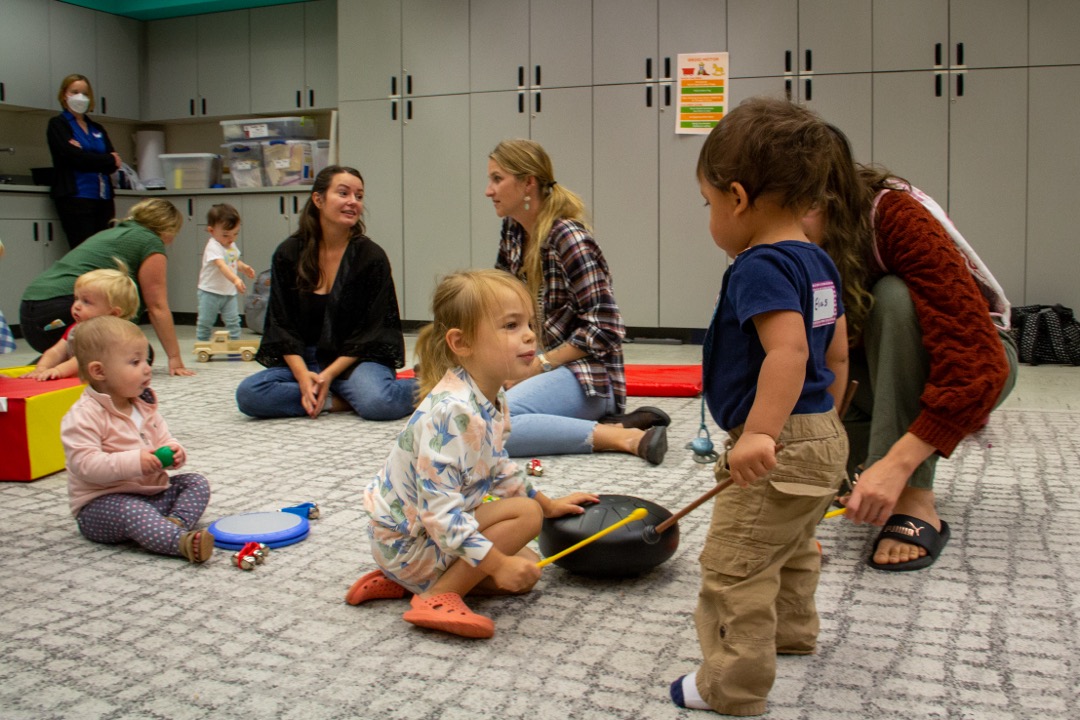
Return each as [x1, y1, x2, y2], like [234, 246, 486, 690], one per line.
[806, 127, 1018, 571]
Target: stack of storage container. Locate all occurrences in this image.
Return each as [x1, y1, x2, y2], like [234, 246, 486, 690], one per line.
[220, 117, 327, 188]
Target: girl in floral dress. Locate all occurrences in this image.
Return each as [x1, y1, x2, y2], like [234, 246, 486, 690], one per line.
[350, 269, 597, 638]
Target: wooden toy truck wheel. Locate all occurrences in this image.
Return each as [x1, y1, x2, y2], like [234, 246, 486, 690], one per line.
[196, 350, 211, 362]
[241, 350, 254, 362]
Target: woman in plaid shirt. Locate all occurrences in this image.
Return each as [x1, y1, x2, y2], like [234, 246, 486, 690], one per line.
[485, 139, 668, 465]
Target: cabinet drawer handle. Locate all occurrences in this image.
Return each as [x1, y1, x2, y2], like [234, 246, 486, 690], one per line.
[646, 57, 653, 80]
[518, 66, 524, 87]
[935, 42, 943, 66]
[309, 89, 314, 107]
[785, 78, 792, 100]
[296, 90, 302, 108]
[188, 199, 193, 216]
[646, 85, 653, 108]
[664, 84, 671, 106]
[956, 42, 964, 66]
[48, 223, 53, 242]
[102, 97, 107, 115]
[956, 73, 964, 97]
[804, 78, 812, 101]
[280, 197, 285, 214]
[1, 82, 5, 102]
[785, 50, 792, 73]
[518, 92, 524, 113]
[535, 91, 541, 113]
[805, 49, 812, 72]
[406, 100, 412, 120]
[293, 196, 298, 213]
[664, 56, 671, 79]
[535, 65, 541, 86]
[935, 73, 942, 97]
[33, 223, 39, 242]
[406, 75, 413, 95]
[201, 98, 207, 115]
[189, 98, 195, 116]
[391, 76, 397, 95]
[391, 100, 397, 121]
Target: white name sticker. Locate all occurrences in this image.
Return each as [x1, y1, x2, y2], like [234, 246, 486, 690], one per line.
[243, 123, 269, 139]
[812, 282, 837, 327]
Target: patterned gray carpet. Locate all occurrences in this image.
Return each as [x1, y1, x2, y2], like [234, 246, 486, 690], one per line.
[1, 359, 1078, 719]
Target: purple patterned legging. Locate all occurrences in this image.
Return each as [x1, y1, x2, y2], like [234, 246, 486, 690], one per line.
[75, 474, 211, 557]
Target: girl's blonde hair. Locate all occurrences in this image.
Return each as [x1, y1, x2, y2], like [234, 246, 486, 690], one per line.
[75, 261, 139, 320]
[125, 198, 184, 238]
[489, 139, 588, 300]
[70, 316, 146, 384]
[414, 269, 533, 400]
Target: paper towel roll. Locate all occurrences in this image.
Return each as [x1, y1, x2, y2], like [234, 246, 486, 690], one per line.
[135, 131, 166, 189]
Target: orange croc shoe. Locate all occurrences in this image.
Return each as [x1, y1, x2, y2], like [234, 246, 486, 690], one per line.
[345, 569, 409, 605]
[402, 593, 495, 639]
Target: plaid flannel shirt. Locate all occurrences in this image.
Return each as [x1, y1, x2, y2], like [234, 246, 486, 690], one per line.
[496, 217, 627, 413]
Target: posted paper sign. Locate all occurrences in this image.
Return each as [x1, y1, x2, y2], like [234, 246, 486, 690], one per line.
[676, 52, 728, 135]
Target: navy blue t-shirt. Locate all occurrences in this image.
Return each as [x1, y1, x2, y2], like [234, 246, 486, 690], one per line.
[703, 241, 844, 431]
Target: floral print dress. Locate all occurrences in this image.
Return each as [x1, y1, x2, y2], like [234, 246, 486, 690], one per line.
[363, 367, 535, 593]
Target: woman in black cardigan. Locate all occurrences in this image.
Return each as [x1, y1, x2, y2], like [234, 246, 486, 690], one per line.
[47, 74, 121, 249]
[236, 165, 416, 421]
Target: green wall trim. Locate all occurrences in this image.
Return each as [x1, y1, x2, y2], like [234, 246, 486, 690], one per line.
[59, 0, 311, 21]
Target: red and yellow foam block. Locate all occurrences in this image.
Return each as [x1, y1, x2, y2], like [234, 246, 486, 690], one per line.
[0, 367, 85, 481]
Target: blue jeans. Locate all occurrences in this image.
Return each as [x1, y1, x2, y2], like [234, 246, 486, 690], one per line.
[196, 289, 241, 341]
[504, 366, 616, 456]
[235, 347, 417, 421]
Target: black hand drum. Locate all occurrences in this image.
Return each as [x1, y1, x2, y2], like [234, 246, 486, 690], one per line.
[538, 494, 678, 578]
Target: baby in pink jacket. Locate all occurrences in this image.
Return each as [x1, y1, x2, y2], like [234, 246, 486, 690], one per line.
[60, 316, 214, 563]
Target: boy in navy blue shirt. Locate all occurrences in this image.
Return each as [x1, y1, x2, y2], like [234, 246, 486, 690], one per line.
[671, 97, 849, 716]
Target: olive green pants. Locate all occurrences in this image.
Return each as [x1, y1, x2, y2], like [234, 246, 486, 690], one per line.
[843, 275, 1019, 489]
[694, 411, 848, 716]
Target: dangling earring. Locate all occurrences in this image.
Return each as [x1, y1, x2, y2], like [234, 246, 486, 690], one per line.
[524, 195, 531, 211]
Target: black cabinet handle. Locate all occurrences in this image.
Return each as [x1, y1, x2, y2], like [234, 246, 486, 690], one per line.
[201, 98, 206, 115]
[309, 89, 314, 107]
[935, 74, 942, 97]
[48, 223, 54, 242]
[292, 196, 298, 213]
[804, 78, 812, 101]
[279, 196, 285, 214]
[956, 42, 964, 65]
[189, 98, 195, 116]
[646, 85, 653, 107]
[1, 82, 5, 102]
[935, 42, 942, 66]
[664, 84, 671, 106]
[296, 90, 302, 108]
[956, 74, 964, 97]
[646, 57, 653, 80]
[785, 79, 792, 100]
[101, 97, 107, 114]
[187, 199, 193, 216]
[406, 100, 412, 120]
[33, 222, 39, 242]
[535, 65, 541, 86]
[391, 76, 397, 95]
[664, 57, 671, 78]
[391, 99, 397, 121]
[535, 91, 542, 113]
[785, 50, 792, 73]
[518, 66, 524, 87]
[518, 92, 524, 113]
[805, 49, 812, 72]
[406, 75, 412, 95]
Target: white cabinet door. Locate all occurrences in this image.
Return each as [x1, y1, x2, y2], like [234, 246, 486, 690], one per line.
[1027, 66, 1080, 309]
[0, 216, 63, 319]
[530, 0, 593, 89]
[872, 71, 949, 206]
[401, 94, 470, 320]
[197, 11, 250, 118]
[95, 13, 141, 120]
[593, 84, 660, 327]
[469, 0, 529, 93]
[727, 0, 797, 78]
[528, 86, 593, 213]
[950, 0, 1027, 69]
[146, 17, 199, 120]
[337, 0, 401, 102]
[250, 4, 306, 113]
[658, 0, 728, 74]
[872, 0, 947, 72]
[165, 197, 200, 315]
[239, 194, 297, 277]
[337, 99, 405, 310]
[1030, 0, 1080, 66]
[0, 0, 52, 108]
[799, 73, 873, 164]
[798, 0, 872, 74]
[948, 68, 1028, 305]
[49, 3, 97, 96]
[303, 0, 338, 110]
[593, 0, 657, 86]
[401, 0, 469, 98]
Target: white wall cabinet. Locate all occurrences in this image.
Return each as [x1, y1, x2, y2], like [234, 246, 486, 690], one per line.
[0, 0, 52, 109]
[250, 0, 337, 114]
[145, 12, 251, 121]
[49, 2, 141, 120]
[338, 0, 469, 103]
[0, 195, 66, 320]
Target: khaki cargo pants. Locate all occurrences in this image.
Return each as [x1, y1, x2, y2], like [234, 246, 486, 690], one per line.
[694, 410, 848, 716]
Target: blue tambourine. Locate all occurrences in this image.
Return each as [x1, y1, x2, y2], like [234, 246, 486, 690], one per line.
[208, 511, 310, 550]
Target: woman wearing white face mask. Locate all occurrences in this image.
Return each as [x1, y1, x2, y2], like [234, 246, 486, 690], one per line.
[47, 74, 122, 249]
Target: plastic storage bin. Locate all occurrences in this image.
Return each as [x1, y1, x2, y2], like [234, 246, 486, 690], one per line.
[222, 143, 264, 188]
[261, 140, 313, 186]
[221, 117, 317, 142]
[159, 153, 222, 190]
[312, 139, 330, 177]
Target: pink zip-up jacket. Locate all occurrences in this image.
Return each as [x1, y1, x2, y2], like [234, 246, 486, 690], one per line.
[61, 385, 183, 516]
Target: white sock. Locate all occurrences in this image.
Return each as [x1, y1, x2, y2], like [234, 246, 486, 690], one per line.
[670, 673, 711, 710]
